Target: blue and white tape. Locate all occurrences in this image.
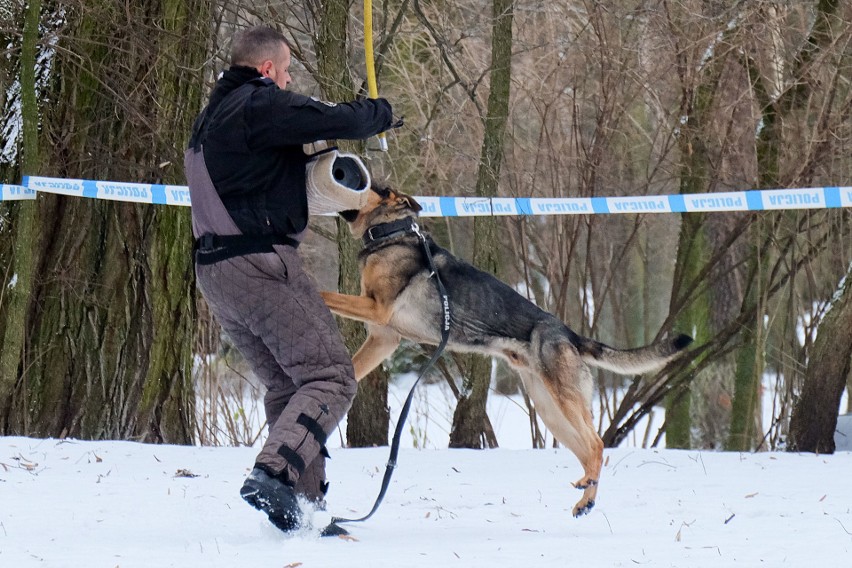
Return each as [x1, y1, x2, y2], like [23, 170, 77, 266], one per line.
[22, 176, 192, 206]
[8, 176, 852, 216]
[1, 184, 36, 201]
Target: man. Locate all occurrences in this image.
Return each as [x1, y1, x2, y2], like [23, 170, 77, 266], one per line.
[185, 26, 397, 535]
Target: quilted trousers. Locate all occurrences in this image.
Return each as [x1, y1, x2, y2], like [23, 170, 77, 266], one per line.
[196, 244, 357, 502]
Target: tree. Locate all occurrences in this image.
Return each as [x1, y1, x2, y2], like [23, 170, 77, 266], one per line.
[0, 0, 211, 441]
[729, 0, 848, 451]
[448, 0, 513, 449]
[789, 264, 852, 453]
[3, 0, 850, 452]
[663, 1, 729, 448]
[313, 0, 392, 447]
[0, 0, 41, 429]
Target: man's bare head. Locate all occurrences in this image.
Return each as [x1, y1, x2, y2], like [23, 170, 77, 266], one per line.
[231, 26, 292, 89]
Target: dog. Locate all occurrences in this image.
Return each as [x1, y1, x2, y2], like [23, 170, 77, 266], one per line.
[321, 186, 692, 518]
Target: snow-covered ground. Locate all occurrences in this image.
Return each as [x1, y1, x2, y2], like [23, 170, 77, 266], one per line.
[0, 438, 852, 568]
[3, 370, 851, 567]
[3, 433, 852, 567]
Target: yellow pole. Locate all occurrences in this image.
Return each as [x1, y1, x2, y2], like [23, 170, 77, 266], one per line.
[364, 0, 388, 151]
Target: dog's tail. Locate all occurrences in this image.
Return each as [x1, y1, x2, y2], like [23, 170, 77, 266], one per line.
[575, 333, 693, 375]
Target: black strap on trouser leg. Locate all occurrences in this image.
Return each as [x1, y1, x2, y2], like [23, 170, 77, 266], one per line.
[297, 412, 332, 460]
[327, 223, 450, 529]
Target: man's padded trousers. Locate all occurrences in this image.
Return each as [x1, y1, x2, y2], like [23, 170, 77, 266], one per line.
[196, 244, 357, 501]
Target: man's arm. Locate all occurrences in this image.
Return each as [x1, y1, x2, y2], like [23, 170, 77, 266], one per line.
[260, 90, 394, 146]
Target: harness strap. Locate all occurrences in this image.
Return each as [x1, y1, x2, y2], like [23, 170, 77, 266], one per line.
[330, 223, 451, 527]
[194, 233, 299, 265]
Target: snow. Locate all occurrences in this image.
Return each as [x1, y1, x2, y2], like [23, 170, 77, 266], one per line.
[3, 361, 850, 567]
[3, 432, 852, 566]
[364, 373, 569, 450]
[0, 87, 21, 165]
[838, 414, 852, 451]
[217, 372, 668, 452]
[4, 354, 850, 567]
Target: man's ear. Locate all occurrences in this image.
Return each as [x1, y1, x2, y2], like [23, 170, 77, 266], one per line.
[258, 60, 273, 77]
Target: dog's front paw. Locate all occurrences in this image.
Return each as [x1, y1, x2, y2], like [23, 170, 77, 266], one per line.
[572, 498, 595, 518]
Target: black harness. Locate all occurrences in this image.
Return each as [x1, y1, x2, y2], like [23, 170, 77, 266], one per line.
[327, 218, 451, 530]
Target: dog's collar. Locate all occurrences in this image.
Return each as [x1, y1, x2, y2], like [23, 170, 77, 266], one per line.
[362, 217, 419, 247]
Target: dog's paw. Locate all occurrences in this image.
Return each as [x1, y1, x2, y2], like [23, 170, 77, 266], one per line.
[571, 477, 598, 490]
[572, 498, 595, 518]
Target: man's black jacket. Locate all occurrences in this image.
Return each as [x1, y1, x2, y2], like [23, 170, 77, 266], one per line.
[189, 66, 393, 237]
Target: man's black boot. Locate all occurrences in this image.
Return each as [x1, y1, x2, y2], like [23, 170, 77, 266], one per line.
[240, 467, 302, 532]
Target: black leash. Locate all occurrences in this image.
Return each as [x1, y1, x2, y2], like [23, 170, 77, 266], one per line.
[328, 222, 450, 528]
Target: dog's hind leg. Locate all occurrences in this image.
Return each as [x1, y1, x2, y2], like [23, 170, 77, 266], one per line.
[538, 327, 606, 516]
[521, 329, 605, 518]
[533, 374, 603, 518]
[351, 325, 401, 381]
[558, 400, 604, 518]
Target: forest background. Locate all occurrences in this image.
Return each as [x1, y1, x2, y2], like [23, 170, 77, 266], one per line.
[1, 0, 851, 455]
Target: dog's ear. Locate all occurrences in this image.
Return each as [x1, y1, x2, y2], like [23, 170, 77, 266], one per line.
[400, 195, 423, 213]
[398, 193, 422, 213]
[371, 186, 391, 199]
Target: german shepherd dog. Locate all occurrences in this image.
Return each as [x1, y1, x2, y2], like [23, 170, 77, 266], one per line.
[321, 187, 692, 518]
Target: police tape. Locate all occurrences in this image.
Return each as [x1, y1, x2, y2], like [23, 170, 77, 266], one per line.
[3, 176, 852, 217]
[1, 183, 36, 202]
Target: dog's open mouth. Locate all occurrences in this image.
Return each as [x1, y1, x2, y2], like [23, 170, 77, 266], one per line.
[339, 209, 359, 222]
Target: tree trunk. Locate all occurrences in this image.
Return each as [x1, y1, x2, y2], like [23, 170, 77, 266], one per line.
[726, 316, 764, 450]
[0, 0, 41, 430]
[314, 0, 390, 447]
[665, 213, 710, 449]
[726, 195, 772, 451]
[340, 220, 389, 447]
[449, 0, 512, 449]
[664, 22, 726, 448]
[1, 0, 209, 442]
[789, 264, 852, 453]
[731, 0, 841, 450]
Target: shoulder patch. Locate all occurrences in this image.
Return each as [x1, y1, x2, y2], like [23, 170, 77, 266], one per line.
[310, 96, 338, 108]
